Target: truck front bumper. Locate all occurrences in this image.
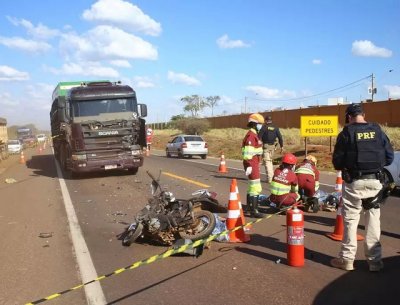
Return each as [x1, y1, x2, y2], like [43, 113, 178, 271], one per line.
[70, 155, 143, 173]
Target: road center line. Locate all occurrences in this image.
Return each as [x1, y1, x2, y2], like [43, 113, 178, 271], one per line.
[54, 158, 107, 305]
[163, 171, 211, 188]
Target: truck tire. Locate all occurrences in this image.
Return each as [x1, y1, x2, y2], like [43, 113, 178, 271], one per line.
[128, 167, 139, 175]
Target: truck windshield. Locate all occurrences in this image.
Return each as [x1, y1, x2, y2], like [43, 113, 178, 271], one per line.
[72, 98, 137, 117]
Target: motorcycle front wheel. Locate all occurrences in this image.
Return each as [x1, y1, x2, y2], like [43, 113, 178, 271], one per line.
[178, 210, 216, 241]
[122, 222, 143, 247]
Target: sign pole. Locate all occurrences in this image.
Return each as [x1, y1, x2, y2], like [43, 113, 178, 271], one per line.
[304, 137, 307, 156]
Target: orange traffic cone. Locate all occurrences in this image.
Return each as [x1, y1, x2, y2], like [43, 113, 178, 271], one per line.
[218, 153, 228, 173]
[227, 179, 250, 242]
[327, 171, 364, 241]
[19, 151, 26, 164]
[335, 170, 343, 193]
[235, 184, 252, 231]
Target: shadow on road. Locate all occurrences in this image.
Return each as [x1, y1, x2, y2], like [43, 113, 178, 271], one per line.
[312, 255, 400, 305]
[26, 154, 139, 180]
[106, 253, 229, 305]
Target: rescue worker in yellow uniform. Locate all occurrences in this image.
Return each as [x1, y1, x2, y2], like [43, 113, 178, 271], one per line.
[295, 155, 320, 197]
[242, 113, 264, 218]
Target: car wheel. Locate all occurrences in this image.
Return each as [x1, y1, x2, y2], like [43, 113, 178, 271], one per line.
[382, 169, 394, 186]
[201, 154, 207, 160]
[178, 150, 184, 158]
[166, 149, 171, 158]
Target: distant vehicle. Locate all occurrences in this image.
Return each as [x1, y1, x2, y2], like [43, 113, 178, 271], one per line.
[384, 151, 400, 187]
[166, 135, 208, 159]
[7, 140, 23, 154]
[17, 127, 37, 148]
[36, 134, 47, 143]
[0, 117, 9, 160]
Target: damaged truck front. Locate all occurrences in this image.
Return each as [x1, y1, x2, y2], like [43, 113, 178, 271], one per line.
[50, 81, 147, 176]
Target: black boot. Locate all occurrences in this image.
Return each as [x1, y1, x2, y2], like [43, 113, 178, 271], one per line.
[244, 194, 251, 216]
[250, 196, 264, 218]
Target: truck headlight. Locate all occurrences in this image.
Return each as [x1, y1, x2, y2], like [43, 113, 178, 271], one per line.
[131, 149, 141, 156]
[71, 154, 87, 161]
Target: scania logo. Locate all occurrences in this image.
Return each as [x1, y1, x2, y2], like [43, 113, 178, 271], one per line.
[98, 130, 119, 136]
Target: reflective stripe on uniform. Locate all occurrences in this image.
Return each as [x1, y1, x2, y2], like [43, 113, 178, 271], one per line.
[295, 167, 315, 177]
[242, 146, 263, 160]
[270, 181, 291, 195]
[248, 178, 261, 196]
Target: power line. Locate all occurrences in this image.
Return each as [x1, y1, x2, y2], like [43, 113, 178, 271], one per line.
[247, 74, 372, 102]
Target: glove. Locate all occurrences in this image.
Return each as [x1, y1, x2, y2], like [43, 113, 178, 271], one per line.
[245, 167, 252, 176]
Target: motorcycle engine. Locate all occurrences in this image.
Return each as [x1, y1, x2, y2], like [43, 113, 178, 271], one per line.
[148, 217, 161, 232]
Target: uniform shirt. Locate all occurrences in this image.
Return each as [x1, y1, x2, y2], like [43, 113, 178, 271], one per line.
[333, 122, 394, 172]
[295, 160, 320, 181]
[242, 128, 263, 167]
[270, 167, 298, 196]
[258, 123, 283, 147]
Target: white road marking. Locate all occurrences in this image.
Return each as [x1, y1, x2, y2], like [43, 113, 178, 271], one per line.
[54, 159, 107, 305]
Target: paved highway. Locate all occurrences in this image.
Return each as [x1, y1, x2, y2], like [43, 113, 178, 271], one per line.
[1, 146, 399, 305]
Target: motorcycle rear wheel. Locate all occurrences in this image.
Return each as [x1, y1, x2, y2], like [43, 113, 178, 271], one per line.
[179, 210, 216, 241]
[122, 223, 143, 247]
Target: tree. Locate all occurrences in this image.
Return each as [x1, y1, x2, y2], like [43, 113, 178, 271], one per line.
[206, 95, 221, 117]
[180, 95, 207, 117]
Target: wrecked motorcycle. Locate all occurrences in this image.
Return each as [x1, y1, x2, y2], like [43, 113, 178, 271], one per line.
[118, 171, 220, 247]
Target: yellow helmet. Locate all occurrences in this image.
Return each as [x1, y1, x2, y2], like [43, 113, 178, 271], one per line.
[248, 113, 265, 124]
[306, 154, 317, 165]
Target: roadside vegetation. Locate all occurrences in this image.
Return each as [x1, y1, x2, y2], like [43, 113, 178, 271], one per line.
[151, 126, 400, 171]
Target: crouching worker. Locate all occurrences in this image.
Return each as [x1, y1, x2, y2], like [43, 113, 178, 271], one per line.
[269, 153, 299, 208]
[242, 113, 265, 218]
[295, 155, 320, 197]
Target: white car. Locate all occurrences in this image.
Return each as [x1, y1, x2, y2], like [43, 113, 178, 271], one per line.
[166, 135, 208, 159]
[36, 134, 47, 143]
[384, 151, 400, 187]
[7, 139, 23, 154]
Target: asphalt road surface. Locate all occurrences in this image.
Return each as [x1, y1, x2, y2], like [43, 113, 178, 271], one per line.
[1, 146, 399, 305]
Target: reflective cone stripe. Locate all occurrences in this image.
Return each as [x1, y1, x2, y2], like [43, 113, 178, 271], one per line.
[335, 171, 343, 193]
[218, 154, 228, 173]
[19, 151, 25, 164]
[227, 179, 250, 242]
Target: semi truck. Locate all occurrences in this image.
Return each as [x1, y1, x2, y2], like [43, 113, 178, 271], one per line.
[17, 127, 37, 148]
[50, 81, 147, 176]
[0, 117, 9, 161]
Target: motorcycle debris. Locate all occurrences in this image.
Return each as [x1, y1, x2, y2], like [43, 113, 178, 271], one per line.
[4, 178, 17, 184]
[39, 232, 53, 238]
[275, 259, 281, 264]
[111, 211, 127, 216]
[232, 266, 237, 270]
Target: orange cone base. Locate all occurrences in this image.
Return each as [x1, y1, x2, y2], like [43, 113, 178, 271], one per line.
[356, 234, 364, 241]
[229, 231, 251, 243]
[326, 232, 342, 241]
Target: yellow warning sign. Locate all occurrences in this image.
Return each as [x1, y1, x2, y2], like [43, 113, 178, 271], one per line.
[300, 115, 338, 137]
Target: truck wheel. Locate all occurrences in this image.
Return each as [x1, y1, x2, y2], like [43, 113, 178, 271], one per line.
[128, 167, 139, 175]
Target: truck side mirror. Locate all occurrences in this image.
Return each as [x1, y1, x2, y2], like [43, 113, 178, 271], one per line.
[138, 104, 147, 117]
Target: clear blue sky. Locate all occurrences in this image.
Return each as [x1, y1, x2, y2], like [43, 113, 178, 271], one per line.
[0, 0, 399, 130]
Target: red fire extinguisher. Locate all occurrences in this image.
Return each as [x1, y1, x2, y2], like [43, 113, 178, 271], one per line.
[287, 205, 304, 267]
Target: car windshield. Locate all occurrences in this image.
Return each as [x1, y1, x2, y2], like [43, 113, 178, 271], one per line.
[8, 140, 20, 145]
[184, 136, 203, 142]
[72, 98, 137, 117]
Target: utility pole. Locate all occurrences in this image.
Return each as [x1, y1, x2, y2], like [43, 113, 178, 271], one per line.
[370, 73, 376, 102]
[244, 96, 247, 113]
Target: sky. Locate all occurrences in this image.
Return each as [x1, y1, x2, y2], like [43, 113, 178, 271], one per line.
[0, 0, 399, 130]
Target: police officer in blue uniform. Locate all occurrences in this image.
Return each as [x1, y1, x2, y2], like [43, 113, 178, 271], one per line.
[331, 103, 394, 272]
